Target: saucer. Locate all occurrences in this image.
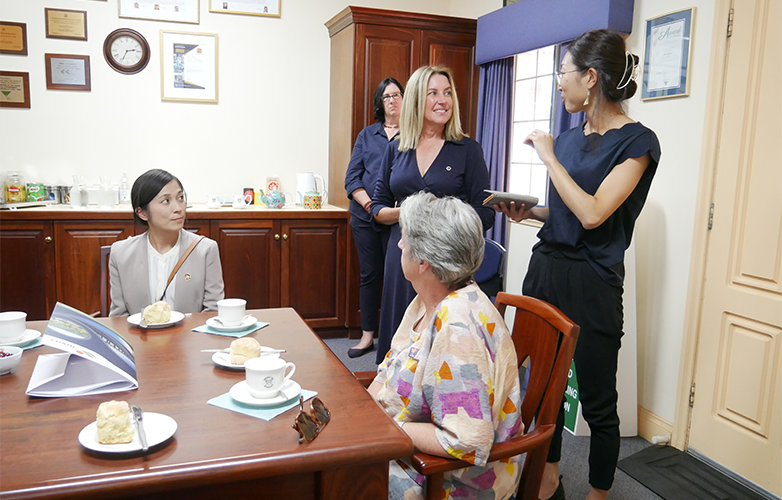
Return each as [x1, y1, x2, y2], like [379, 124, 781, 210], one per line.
[0, 329, 41, 347]
[127, 311, 185, 329]
[229, 379, 301, 407]
[206, 315, 257, 332]
[212, 346, 280, 371]
[78, 412, 177, 454]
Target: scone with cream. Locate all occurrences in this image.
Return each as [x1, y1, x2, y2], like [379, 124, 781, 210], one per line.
[230, 337, 261, 365]
[143, 301, 171, 324]
[96, 400, 135, 444]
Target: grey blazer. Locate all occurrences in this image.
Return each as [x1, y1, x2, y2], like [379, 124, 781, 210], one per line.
[109, 229, 225, 316]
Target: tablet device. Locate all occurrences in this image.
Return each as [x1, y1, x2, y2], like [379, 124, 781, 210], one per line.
[482, 190, 539, 208]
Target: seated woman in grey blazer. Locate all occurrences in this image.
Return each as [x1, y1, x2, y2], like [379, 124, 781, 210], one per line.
[109, 169, 225, 316]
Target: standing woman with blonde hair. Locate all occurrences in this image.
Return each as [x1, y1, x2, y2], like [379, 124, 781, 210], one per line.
[497, 29, 661, 500]
[371, 65, 494, 364]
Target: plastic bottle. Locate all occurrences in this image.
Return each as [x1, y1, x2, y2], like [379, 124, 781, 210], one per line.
[119, 172, 131, 204]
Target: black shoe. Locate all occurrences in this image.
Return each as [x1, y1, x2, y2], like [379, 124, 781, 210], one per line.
[540, 476, 565, 500]
[348, 343, 375, 358]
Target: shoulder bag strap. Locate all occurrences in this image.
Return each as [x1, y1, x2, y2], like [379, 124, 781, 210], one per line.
[159, 235, 206, 301]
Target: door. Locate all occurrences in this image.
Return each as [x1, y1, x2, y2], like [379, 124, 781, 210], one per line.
[421, 30, 479, 137]
[55, 221, 135, 315]
[213, 220, 281, 310]
[280, 220, 346, 329]
[0, 221, 56, 320]
[688, 0, 781, 494]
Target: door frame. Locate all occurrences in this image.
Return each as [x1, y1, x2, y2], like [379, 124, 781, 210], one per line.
[671, 0, 733, 450]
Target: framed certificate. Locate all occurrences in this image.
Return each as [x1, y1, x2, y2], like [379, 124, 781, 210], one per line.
[0, 71, 31, 108]
[160, 31, 217, 103]
[45, 8, 88, 41]
[0, 21, 28, 55]
[119, 0, 200, 25]
[209, 0, 281, 18]
[642, 7, 695, 101]
[45, 54, 91, 91]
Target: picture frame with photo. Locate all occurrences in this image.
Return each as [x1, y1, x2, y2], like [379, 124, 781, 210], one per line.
[119, 0, 199, 25]
[209, 0, 280, 18]
[642, 7, 695, 100]
[160, 31, 217, 103]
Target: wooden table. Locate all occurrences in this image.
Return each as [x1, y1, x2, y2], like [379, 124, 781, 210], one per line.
[0, 309, 412, 499]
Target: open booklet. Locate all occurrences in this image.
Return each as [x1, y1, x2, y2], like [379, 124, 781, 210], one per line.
[26, 303, 137, 397]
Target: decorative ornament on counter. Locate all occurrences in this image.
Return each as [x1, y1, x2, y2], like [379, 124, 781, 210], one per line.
[103, 28, 151, 75]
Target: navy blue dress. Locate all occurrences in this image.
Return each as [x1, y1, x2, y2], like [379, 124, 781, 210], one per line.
[370, 137, 494, 363]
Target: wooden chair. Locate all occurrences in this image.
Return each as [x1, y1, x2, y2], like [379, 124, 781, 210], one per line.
[99, 245, 111, 317]
[405, 292, 580, 500]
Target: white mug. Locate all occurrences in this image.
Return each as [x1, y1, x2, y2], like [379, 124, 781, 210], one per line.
[206, 194, 224, 209]
[0, 311, 27, 343]
[245, 357, 296, 399]
[217, 298, 246, 326]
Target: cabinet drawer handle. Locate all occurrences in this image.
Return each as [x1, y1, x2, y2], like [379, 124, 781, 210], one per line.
[275, 234, 280, 240]
[282, 234, 288, 241]
[45, 236, 52, 243]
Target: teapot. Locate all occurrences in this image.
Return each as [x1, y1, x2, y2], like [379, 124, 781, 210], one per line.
[296, 173, 327, 205]
[259, 189, 292, 209]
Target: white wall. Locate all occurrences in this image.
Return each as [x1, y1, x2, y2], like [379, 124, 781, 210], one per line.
[0, 0, 498, 201]
[504, 0, 718, 424]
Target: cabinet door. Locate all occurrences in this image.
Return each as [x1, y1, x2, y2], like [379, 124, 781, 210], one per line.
[0, 221, 56, 320]
[355, 24, 420, 132]
[213, 220, 281, 310]
[280, 220, 346, 328]
[55, 221, 135, 315]
[421, 30, 479, 137]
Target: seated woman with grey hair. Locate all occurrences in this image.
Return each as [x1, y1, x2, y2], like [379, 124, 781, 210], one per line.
[368, 192, 523, 500]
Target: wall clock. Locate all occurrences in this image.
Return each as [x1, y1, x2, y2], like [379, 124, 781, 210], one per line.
[103, 28, 150, 75]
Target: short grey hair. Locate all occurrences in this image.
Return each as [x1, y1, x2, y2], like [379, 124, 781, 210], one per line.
[398, 192, 484, 288]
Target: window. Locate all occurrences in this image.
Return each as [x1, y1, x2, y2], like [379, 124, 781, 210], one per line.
[508, 45, 559, 206]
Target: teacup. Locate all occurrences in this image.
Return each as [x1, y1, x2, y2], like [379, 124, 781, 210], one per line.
[0, 311, 27, 343]
[245, 356, 296, 399]
[206, 194, 224, 209]
[232, 194, 249, 209]
[217, 298, 246, 326]
[303, 192, 322, 210]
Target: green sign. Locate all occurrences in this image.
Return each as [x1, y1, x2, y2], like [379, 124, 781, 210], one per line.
[563, 360, 579, 433]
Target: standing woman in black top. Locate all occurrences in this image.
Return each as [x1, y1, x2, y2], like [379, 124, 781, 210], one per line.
[497, 30, 661, 500]
[343, 78, 404, 358]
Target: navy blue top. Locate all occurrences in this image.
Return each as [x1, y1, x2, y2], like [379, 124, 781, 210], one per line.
[370, 137, 495, 232]
[344, 122, 399, 222]
[537, 122, 661, 286]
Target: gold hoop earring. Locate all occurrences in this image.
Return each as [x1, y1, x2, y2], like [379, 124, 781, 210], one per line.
[583, 89, 590, 106]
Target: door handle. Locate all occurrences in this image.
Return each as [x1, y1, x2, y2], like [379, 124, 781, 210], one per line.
[282, 234, 288, 241]
[275, 234, 280, 240]
[45, 236, 52, 243]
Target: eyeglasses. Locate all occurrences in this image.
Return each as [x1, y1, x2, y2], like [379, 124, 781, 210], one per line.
[555, 68, 581, 83]
[382, 93, 402, 102]
[292, 396, 330, 444]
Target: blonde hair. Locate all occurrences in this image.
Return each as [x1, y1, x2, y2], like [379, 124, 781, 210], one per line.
[398, 66, 465, 152]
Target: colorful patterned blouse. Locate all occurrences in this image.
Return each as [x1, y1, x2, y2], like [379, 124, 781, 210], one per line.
[374, 283, 523, 500]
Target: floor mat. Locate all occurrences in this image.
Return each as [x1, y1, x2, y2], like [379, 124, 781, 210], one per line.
[617, 445, 769, 500]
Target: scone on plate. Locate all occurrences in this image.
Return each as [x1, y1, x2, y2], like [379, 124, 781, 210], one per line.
[230, 337, 261, 365]
[97, 400, 135, 444]
[143, 301, 172, 324]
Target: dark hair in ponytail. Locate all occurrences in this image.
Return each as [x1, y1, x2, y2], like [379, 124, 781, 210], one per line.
[568, 29, 639, 102]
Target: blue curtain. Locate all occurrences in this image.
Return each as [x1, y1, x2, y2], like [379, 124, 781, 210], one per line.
[553, 45, 586, 137]
[476, 57, 514, 246]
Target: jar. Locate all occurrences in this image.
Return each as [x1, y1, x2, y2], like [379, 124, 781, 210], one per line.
[5, 172, 25, 203]
[26, 183, 46, 202]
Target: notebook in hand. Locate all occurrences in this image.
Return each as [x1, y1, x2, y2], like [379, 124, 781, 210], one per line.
[482, 190, 539, 208]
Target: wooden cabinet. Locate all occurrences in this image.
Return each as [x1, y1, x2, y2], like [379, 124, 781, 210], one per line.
[0, 221, 56, 321]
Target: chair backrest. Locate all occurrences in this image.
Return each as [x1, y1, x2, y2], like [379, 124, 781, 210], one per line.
[494, 292, 580, 500]
[475, 238, 506, 300]
[100, 245, 111, 317]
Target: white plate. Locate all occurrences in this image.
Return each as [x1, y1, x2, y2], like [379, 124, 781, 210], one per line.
[229, 379, 301, 407]
[78, 412, 177, 454]
[0, 329, 41, 347]
[205, 315, 257, 332]
[212, 345, 280, 371]
[127, 311, 185, 329]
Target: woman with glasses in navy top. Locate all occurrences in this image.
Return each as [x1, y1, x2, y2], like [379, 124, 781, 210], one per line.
[497, 30, 661, 500]
[371, 66, 494, 366]
[344, 77, 404, 358]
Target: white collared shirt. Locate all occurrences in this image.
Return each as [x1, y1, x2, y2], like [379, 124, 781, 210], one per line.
[146, 233, 180, 308]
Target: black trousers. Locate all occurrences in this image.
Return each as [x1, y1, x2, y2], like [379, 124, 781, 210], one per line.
[350, 214, 390, 332]
[522, 248, 623, 491]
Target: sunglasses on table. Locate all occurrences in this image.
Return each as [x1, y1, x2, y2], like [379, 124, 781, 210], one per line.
[292, 396, 330, 444]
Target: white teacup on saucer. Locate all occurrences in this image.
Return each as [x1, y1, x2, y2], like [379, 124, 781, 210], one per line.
[245, 357, 296, 399]
[0, 311, 27, 344]
[217, 298, 246, 327]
